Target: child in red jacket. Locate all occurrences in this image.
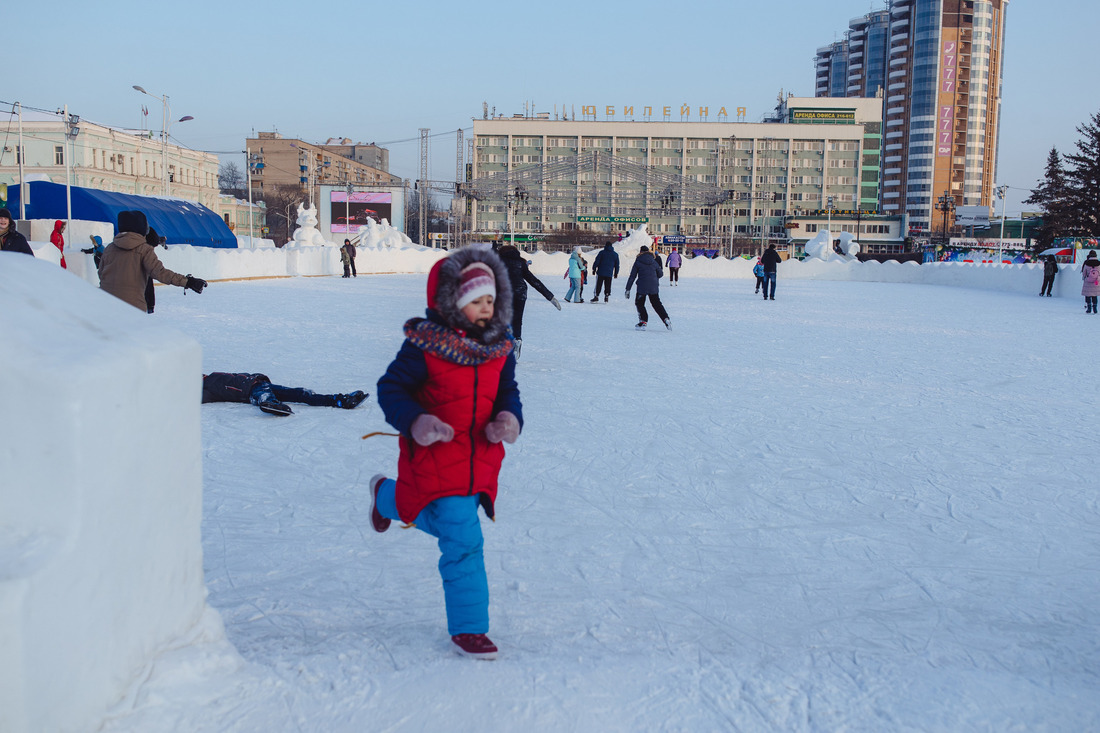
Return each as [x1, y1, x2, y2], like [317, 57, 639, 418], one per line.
[373, 245, 523, 659]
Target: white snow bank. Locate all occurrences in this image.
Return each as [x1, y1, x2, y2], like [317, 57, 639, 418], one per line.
[0, 253, 213, 733]
[32, 217, 1080, 302]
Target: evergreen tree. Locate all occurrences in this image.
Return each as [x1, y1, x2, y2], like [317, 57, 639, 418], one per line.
[1023, 147, 1071, 249]
[1064, 111, 1100, 236]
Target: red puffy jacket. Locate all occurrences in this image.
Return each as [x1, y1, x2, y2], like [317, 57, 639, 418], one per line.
[378, 248, 521, 524]
[394, 350, 509, 523]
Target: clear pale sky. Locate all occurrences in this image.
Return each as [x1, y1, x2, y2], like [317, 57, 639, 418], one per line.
[5, 0, 1097, 215]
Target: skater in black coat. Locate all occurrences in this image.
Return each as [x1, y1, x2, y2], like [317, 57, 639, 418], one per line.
[589, 241, 620, 302]
[1040, 256, 1058, 297]
[625, 245, 671, 330]
[496, 244, 561, 357]
[202, 372, 368, 416]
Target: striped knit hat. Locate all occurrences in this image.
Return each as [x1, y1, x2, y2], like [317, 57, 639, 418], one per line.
[456, 262, 496, 309]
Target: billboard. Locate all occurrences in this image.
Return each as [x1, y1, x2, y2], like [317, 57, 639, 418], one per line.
[955, 206, 991, 227]
[329, 191, 392, 233]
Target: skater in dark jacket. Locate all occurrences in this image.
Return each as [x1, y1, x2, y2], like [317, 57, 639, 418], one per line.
[201, 372, 367, 415]
[761, 244, 782, 300]
[372, 245, 523, 660]
[625, 245, 671, 330]
[497, 243, 560, 357]
[0, 208, 33, 255]
[1040, 256, 1058, 297]
[589, 241, 620, 302]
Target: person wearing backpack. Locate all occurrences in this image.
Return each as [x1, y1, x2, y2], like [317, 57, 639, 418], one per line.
[1081, 250, 1100, 314]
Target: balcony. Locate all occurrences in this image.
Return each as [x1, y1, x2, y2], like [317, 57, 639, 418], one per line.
[885, 155, 903, 163]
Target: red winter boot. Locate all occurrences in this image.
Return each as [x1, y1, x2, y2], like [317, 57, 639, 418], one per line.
[369, 474, 391, 533]
[451, 633, 498, 660]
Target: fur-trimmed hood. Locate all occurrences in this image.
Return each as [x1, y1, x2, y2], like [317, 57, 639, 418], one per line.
[425, 245, 513, 344]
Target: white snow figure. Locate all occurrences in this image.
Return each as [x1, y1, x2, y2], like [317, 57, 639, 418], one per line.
[289, 203, 330, 247]
[615, 224, 654, 257]
[804, 229, 860, 261]
[355, 218, 419, 250]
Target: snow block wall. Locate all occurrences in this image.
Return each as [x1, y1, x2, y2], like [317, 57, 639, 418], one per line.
[0, 254, 208, 733]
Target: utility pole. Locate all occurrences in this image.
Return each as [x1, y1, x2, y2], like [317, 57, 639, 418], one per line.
[455, 129, 464, 249]
[16, 102, 26, 219]
[419, 128, 429, 247]
[246, 147, 254, 246]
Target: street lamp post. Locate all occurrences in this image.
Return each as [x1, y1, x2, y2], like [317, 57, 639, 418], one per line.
[345, 180, 354, 241]
[936, 192, 956, 247]
[507, 186, 528, 248]
[132, 85, 192, 197]
[995, 184, 1008, 264]
[62, 105, 80, 232]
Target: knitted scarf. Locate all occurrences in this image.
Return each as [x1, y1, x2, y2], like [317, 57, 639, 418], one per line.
[404, 318, 513, 366]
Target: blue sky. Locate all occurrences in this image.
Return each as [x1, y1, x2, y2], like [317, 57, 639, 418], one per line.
[6, 0, 1098, 214]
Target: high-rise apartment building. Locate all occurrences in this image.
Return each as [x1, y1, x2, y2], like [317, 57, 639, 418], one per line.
[815, 0, 1008, 236]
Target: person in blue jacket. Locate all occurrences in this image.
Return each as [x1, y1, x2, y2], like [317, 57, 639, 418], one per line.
[589, 241, 620, 302]
[81, 235, 106, 270]
[752, 257, 765, 294]
[564, 247, 585, 303]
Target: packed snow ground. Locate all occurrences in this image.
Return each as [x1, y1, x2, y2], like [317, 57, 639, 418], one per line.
[102, 274, 1100, 732]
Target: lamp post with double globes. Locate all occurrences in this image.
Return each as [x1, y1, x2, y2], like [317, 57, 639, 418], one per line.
[132, 85, 193, 197]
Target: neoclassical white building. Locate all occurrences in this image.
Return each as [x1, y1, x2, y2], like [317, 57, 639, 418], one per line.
[1, 108, 222, 213]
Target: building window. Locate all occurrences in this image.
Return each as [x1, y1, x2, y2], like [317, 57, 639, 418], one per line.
[54, 145, 65, 165]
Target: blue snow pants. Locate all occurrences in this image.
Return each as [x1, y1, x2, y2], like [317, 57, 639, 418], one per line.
[376, 479, 489, 636]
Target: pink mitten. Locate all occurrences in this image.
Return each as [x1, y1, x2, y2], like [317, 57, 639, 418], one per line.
[485, 411, 520, 444]
[411, 413, 454, 446]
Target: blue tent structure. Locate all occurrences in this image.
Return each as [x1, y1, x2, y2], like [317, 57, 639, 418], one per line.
[5, 181, 237, 248]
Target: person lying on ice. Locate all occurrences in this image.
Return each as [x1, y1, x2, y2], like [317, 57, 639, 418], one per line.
[201, 372, 367, 416]
[371, 245, 523, 660]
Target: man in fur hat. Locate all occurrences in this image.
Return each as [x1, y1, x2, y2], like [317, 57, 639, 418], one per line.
[99, 210, 207, 312]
